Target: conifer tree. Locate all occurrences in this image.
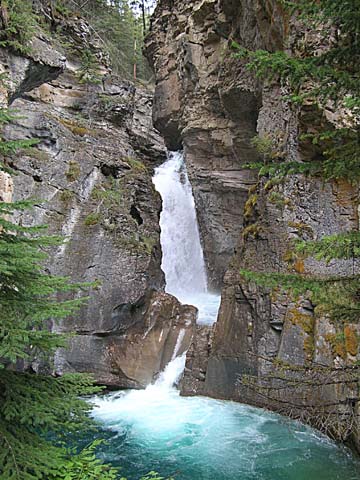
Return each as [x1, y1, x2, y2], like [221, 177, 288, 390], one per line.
[0, 90, 167, 480]
[0, 105, 121, 479]
[53, 0, 153, 80]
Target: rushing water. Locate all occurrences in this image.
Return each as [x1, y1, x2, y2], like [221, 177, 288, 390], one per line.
[152, 152, 221, 325]
[91, 356, 360, 480]
[89, 152, 360, 480]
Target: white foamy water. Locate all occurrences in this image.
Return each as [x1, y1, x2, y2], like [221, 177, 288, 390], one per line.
[91, 357, 360, 480]
[152, 152, 221, 325]
[92, 355, 187, 433]
[90, 157, 360, 477]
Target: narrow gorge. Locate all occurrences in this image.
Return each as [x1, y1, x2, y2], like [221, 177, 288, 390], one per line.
[0, 0, 360, 479]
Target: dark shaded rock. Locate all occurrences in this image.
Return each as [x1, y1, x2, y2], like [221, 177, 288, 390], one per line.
[180, 324, 213, 396]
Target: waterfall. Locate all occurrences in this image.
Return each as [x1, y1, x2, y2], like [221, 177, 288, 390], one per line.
[153, 151, 221, 325]
[152, 151, 207, 296]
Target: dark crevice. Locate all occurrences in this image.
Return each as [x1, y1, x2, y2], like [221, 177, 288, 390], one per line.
[100, 163, 129, 178]
[130, 204, 143, 225]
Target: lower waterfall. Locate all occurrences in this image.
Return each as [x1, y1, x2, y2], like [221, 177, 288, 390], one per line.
[91, 355, 360, 480]
[88, 153, 360, 479]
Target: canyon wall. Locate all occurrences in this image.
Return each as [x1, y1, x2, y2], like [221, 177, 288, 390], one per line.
[0, 7, 196, 389]
[147, 0, 360, 448]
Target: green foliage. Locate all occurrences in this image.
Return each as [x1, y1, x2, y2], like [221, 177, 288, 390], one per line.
[0, 200, 113, 479]
[84, 212, 101, 226]
[0, 101, 119, 479]
[244, 193, 258, 219]
[243, 158, 320, 180]
[76, 49, 102, 85]
[141, 235, 156, 254]
[58, 0, 153, 81]
[240, 268, 360, 323]
[140, 473, 173, 480]
[56, 440, 119, 479]
[251, 134, 278, 160]
[0, 109, 39, 167]
[268, 191, 291, 208]
[237, 1, 360, 330]
[233, 0, 360, 183]
[66, 160, 81, 182]
[125, 156, 147, 172]
[0, 40, 166, 480]
[0, 0, 39, 54]
[296, 231, 360, 263]
[91, 180, 123, 207]
[60, 189, 75, 203]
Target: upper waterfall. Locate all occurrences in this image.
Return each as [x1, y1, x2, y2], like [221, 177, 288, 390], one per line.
[153, 151, 207, 296]
[153, 152, 220, 325]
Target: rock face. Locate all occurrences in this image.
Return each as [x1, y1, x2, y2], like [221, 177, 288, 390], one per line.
[0, 12, 196, 388]
[146, 0, 261, 289]
[56, 290, 196, 388]
[180, 324, 213, 396]
[148, 0, 360, 448]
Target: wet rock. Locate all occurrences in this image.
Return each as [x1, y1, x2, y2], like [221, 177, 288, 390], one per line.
[55, 290, 197, 388]
[149, 0, 360, 448]
[146, 0, 261, 289]
[180, 324, 213, 396]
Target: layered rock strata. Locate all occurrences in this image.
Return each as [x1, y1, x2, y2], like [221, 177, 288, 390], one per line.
[148, 0, 360, 447]
[146, 0, 261, 289]
[0, 11, 195, 388]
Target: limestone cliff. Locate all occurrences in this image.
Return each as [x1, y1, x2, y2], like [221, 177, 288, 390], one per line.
[0, 7, 196, 388]
[147, 0, 360, 448]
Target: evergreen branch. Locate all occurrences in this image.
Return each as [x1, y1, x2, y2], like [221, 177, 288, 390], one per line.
[296, 231, 360, 261]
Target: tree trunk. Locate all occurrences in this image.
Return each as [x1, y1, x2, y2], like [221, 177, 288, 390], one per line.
[141, 0, 145, 32]
[0, 1, 9, 30]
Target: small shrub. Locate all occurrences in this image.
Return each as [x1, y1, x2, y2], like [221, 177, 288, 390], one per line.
[91, 180, 123, 208]
[60, 189, 74, 203]
[326, 332, 347, 359]
[66, 161, 81, 182]
[242, 223, 262, 240]
[251, 134, 276, 159]
[59, 440, 118, 479]
[76, 49, 102, 85]
[54, 1, 73, 18]
[125, 157, 147, 172]
[268, 191, 291, 208]
[59, 117, 93, 137]
[141, 235, 156, 254]
[287, 221, 314, 236]
[244, 194, 258, 219]
[344, 325, 358, 357]
[84, 212, 101, 226]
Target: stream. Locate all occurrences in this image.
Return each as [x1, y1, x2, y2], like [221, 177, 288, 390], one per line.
[90, 152, 360, 479]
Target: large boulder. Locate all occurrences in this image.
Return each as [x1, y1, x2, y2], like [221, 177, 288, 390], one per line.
[55, 290, 197, 388]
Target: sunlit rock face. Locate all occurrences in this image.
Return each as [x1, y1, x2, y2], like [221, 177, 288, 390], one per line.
[147, 0, 360, 450]
[55, 290, 196, 389]
[0, 12, 182, 388]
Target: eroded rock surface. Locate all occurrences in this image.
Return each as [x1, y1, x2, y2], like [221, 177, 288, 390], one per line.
[56, 290, 196, 388]
[0, 14, 198, 388]
[148, 0, 360, 447]
[146, 0, 263, 288]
